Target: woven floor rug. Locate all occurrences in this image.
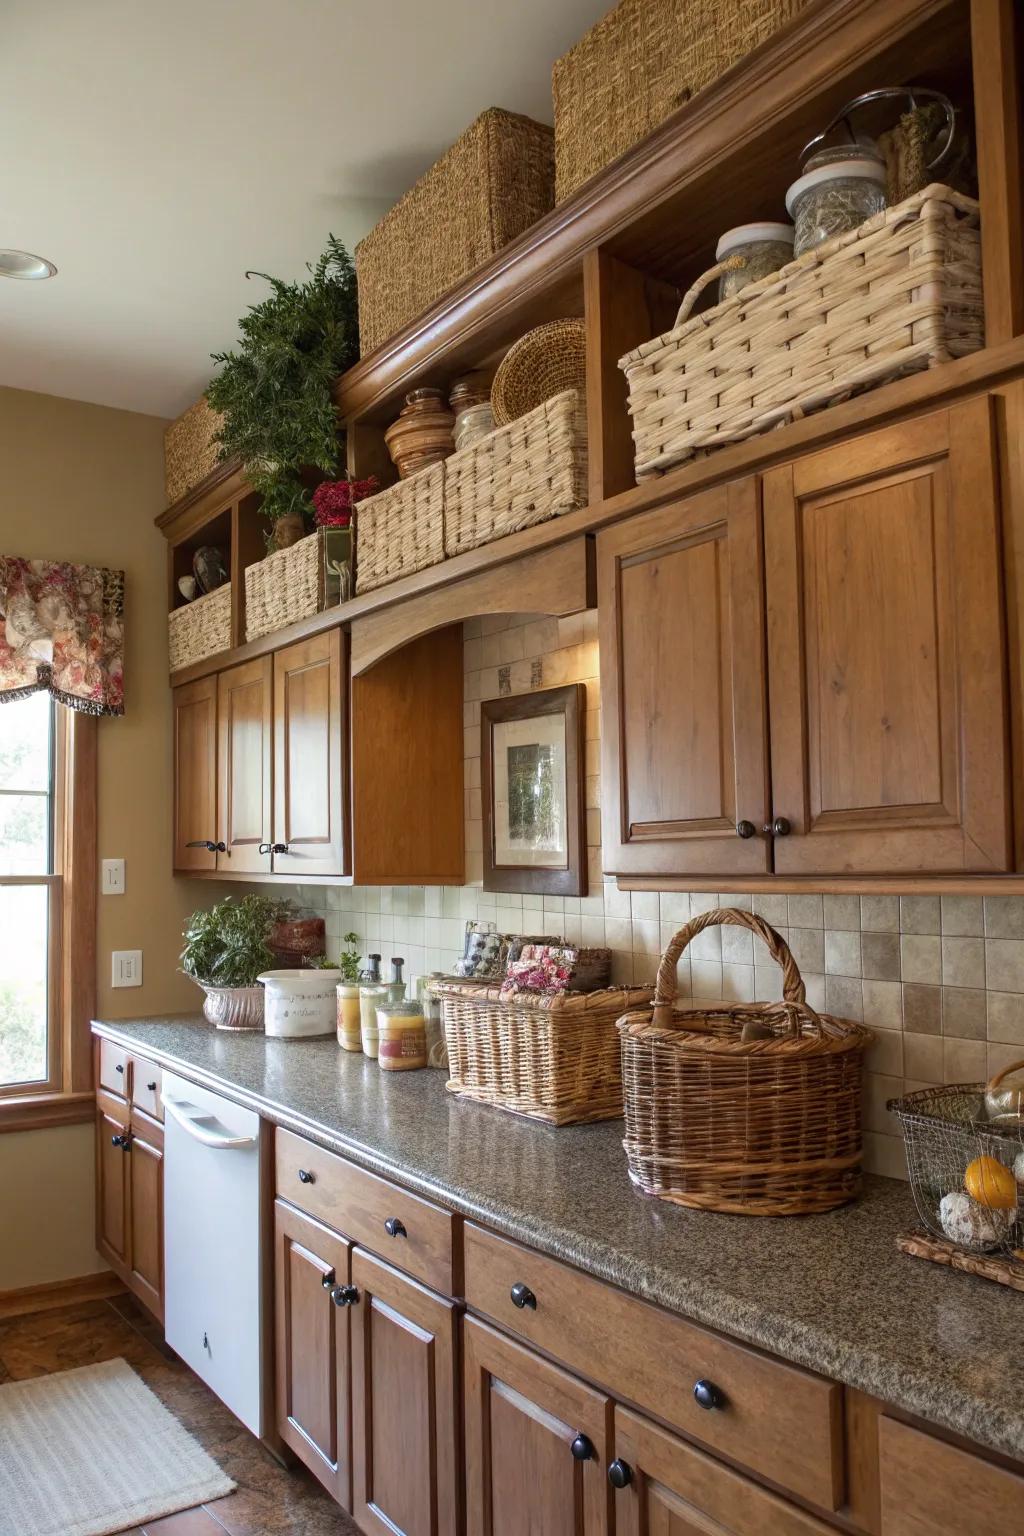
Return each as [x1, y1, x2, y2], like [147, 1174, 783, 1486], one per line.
[0, 1357, 235, 1536]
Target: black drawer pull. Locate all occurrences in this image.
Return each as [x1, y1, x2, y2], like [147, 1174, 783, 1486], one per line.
[321, 1269, 336, 1289]
[297, 1168, 315, 1184]
[146, 1081, 157, 1092]
[384, 1217, 407, 1239]
[114, 1063, 124, 1074]
[510, 1282, 536, 1311]
[762, 817, 791, 838]
[570, 1433, 595, 1462]
[608, 1459, 633, 1489]
[693, 1378, 725, 1411]
[111, 1134, 126, 1148]
[735, 819, 755, 839]
[330, 1284, 359, 1308]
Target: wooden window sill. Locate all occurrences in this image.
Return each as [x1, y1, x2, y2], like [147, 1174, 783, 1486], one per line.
[0, 1091, 95, 1134]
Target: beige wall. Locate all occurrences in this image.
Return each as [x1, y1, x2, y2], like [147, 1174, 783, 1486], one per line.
[0, 386, 211, 1289]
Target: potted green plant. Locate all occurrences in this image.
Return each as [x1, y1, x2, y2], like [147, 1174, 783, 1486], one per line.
[181, 894, 292, 1030]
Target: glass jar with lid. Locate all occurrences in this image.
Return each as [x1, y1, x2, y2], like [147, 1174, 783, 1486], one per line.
[376, 1001, 427, 1072]
[715, 223, 795, 301]
[336, 983, 362, 1052]
[359, 982, 388, 1058]
[786, 144, 887, 257]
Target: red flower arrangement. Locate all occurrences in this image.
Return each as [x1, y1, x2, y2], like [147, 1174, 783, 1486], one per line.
[312, 476, 378, 528]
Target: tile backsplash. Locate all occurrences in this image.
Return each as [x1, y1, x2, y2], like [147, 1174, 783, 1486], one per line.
[272, 612, 1024, 1182]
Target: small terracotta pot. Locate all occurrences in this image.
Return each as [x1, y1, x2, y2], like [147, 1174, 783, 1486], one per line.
[271, 512, 306, 550]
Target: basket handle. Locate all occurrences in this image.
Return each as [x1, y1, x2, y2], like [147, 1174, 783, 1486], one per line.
[986, 1058, 1024, 1093]
[672, 256, 746, 331]
[652, 908, 806, 1025]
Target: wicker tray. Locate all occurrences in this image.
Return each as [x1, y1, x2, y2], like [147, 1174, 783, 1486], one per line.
[553, 0, 807, 204]
[168, 583, 231, 673]
[356, 109, 554, 356]
[354, 463, 445, 595]
[444, 390, 587, 559]
[491, 319, 586, 426]
[620, 185, 982, 480]
[164, 395, 223, 506]
[440, 981, 653, 1126]
[618, 909, 871, 1215]
[245, 528, 351, 642]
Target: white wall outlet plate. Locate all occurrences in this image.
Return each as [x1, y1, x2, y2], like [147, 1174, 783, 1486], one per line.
[101, 858, 125, 895]
[111, 949, 143, 988]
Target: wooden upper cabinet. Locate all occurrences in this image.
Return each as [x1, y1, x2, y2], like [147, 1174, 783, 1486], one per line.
[172, 676, 218, 872]
[598, 478, 770, 877]
[272, 629, 349, 878]
[217, 657, 272, 875]
[764, 400, 1011, 875]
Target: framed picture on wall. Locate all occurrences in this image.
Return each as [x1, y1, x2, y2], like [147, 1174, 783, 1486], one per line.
[481, 684, 587, 896]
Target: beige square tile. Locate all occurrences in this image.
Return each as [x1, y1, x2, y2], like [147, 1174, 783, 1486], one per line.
[900, 895, 940, 934]
[604, 917, 633, 951]
[689, 925, 722, 961]
[985, 938, 1024, 993]
[860, 895, 899, 932]
[988, 1041, 1024, 1078]
[660, 892, 690, 924]
[940, 895, 984, 936]
[722, 926, 754, 965]
[901, 934, 941, 984]
[689, 893, 721, 916]
[866, 1027, 903, 1076]
[631, 919, 661, 959]
[904, 1032, 944, 1082]
[862, 979, 903, 1028]
[630, 890, 659, 922]
[803, 973, 826, 1011]
[788, 927, 825, 974]
[943, 1037, 987, 1083]
[691, 960, 723, 999]
[498, 626, 527, 664]
[825, 929, 861, 977]
[721, 963, 756, 1002]
[823, 894, 860, 930]
[752, 893, 789, 927]
[863, 1131, 908, 1180]
[902, 983, 941, 1034]
[788, 894, 823, 927]
[863, 1074, 902, 1135]
[580, 915, 606, 947]
[754, 964, 785, 1003]
[941, 988, 986, 1040]
[825, 975, 863, 1021]
[987, 990, 1024, 1045]
[609, 950, 635, 986]
[984, 896, 1024, 939]
[463, 637, 483, 672]
[862, 931, 900, 981]
[941, 936, 985, 989]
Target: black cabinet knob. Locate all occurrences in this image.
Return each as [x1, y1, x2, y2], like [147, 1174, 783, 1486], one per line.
[321, 1269, 336, 1290]
[570, 1433, 595, 1462]
[271, 843, 289, 854]
[146, 1081, 157, 1092]
[384, 1217, 407, 1239]
[762, 817, 791, 837]
[330, 1284, 359, 1308]
[111, 1134, 125, 1148]
[693, 1378, 725, 1411]
[735, 819, 756, 839]
[510, 1282, 537, 1311]
[297, 1168, 315, 1184]
[115, 1063, 124, 1074]
[608, 1459, 633, 1489]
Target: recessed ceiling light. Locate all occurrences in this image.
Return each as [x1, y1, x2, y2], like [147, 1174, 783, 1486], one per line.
[0, 249, 57, 280]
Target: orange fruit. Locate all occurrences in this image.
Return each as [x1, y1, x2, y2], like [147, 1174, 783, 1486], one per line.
[964, 1155, 1017, 1210]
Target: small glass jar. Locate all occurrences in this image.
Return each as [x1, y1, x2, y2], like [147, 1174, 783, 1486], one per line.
[376, 1001, 427, 1072]
[417, 973, 449, 1070]
[715, 223, 795, 301]
[786, 146, 887, 257]
[336, 983, 362, 1053]
[359, 982, 388, 1058]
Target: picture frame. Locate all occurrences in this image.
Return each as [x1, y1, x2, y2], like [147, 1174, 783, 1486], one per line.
[481, 684, 587, 896]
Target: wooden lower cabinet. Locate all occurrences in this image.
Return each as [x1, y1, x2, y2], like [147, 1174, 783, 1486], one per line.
[349, 1248, 459, 1536]
[464, 1316, 611, 1536]
[878, 1417, 1024, 1535]
[128, 1119, 164, 1323]
[96, 1100, 130, 1273]
[274, 1199, 352, 1509]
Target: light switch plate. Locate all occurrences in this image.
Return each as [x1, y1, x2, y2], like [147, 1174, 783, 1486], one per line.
[111, 950, 143, 988]
[101, 858, 125, 895]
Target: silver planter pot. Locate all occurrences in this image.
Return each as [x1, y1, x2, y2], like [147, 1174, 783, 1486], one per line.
[198, 983, 265, 1032]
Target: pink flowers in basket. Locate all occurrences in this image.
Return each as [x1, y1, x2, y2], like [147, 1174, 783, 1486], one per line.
[499, 944, 576, 1001]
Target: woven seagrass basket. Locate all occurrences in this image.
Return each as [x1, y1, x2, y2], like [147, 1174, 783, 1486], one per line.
[354, 462, 445, 595]
[245, 528, 351, 641]
[491, 319, 586, 426]
[167, 583, 231, 673]
[163, 395, 223, 506]
[619, 185, 983, 480]
[618, 909, 871, 1215]
[440, 981, 653, 1126]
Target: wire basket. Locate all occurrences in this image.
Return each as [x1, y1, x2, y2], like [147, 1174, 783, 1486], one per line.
[889, 1064, 1024, 1262]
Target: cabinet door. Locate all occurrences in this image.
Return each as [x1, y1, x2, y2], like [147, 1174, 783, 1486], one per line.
[611, 1405, 835, 1536]
[598, 479, 770, 877]
[878, 1416, 1024, 1535]
[173, 676, 219, 872]
[273, 630, 348, 877]
[464, 1315, 610, 1536]
[350, 1248, 458, 1536]
[217, 656, 272, 874]
[128, 1123, 163, 1323]
[764, 401, 1010, 874]
[96, 1104, 130, 1274]
[274, 1199, 352, 1509]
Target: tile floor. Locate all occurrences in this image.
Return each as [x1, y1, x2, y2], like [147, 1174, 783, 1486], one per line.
[0, 1294, 357, 1535]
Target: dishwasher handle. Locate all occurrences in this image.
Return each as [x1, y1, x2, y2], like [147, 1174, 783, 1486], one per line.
[163, 1095, 258, 1150]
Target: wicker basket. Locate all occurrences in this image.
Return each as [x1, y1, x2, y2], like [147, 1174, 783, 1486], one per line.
[618, 909, 871, 1215]
[553, 0, 808, 204]
[619, 184, 983, 480]
[245, 528, 352, 642]
[164, 395, 223, 506]
[491, 319, 587, 426]
[445, 390, 587, 559]
[354, 463, 445, 595]
[440, 981, 653, 1126]
[356, 109, 554, 356]
[168, 583, 231, 673]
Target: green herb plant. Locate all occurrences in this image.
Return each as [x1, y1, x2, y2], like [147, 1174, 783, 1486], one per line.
[337, 931, 361, 983]
[181, 894, 292, 989]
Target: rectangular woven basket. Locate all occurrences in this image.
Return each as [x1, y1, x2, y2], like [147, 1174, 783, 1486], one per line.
[619, 185, 983, 480]
[439, 982, 653, 1126]
[168, 583, 231, 673]
[354, 463, 445, 595]
[553, 0, 807, 204]
[444, 390, 588, 558]
[244, 528, 351, 642]
[163, 395, 223, 506]
[356, 108, 554, 356]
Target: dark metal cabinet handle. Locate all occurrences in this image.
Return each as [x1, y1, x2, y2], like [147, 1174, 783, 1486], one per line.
[384, 1217, 407, 1239]
[735, 820, 756, 839]
[115, 1063, 124, 1074]
[297, 1168, 315, 1185]
[510, 1282, 537, 1311]
[321, 1269, 336, 1290]
[762, 817, 791, 838]
[570, 1433, 595, 1462]
[330, 1284, 359, 1307]
[271, 843, 289, 855]
[111, 1134, 126, 1148]
[693, 1378, 726, 1411]
[608, 1459, 633, 1489]
[121, 1134, 132, 1153]
[146, 1081, 157, 1092]
[186, 839, 226, 852]
[258, 843, 273, 856]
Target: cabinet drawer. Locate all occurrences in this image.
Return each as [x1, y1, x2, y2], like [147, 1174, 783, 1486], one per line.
[275, 1128, 456, 1295]
[98, 1040, 129, 1098]
[130, 1058, 162, 1121]
[879, 1417, 1024, 1534]
[463, 1223, 842, 1512]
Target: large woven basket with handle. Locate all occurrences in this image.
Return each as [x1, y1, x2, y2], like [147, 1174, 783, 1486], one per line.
[618, 909, 871, 1215]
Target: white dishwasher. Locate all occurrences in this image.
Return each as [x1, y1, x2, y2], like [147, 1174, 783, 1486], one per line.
[162, 1072, 264, 1435]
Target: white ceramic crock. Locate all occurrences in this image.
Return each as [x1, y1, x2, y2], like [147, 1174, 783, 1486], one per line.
[258, 969, 343, 1039]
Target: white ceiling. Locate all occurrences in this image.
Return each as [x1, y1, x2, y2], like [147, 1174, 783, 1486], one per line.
[1, 0, 608, 419]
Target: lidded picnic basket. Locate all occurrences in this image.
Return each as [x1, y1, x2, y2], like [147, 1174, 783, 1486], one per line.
[618, 910, 871, 1215]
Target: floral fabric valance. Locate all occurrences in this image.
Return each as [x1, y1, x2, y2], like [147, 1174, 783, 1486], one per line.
[0, 557, 125, 716]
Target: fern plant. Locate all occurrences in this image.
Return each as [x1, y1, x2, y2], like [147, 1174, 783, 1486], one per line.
[181, 894, 292, 988]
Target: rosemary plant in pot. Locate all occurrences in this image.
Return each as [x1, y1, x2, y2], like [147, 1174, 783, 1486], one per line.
[181, 895, 291, 1031]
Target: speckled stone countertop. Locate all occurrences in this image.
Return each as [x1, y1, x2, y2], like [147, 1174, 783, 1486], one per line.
[95, 1014, 1024, 1463]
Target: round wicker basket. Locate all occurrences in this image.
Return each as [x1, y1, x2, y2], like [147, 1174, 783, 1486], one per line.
[617, 909, 872, 1217]
[491, 318, 586, 426]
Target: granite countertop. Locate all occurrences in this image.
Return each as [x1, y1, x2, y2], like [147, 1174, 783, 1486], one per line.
[94, 1014, 1024, 1463]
